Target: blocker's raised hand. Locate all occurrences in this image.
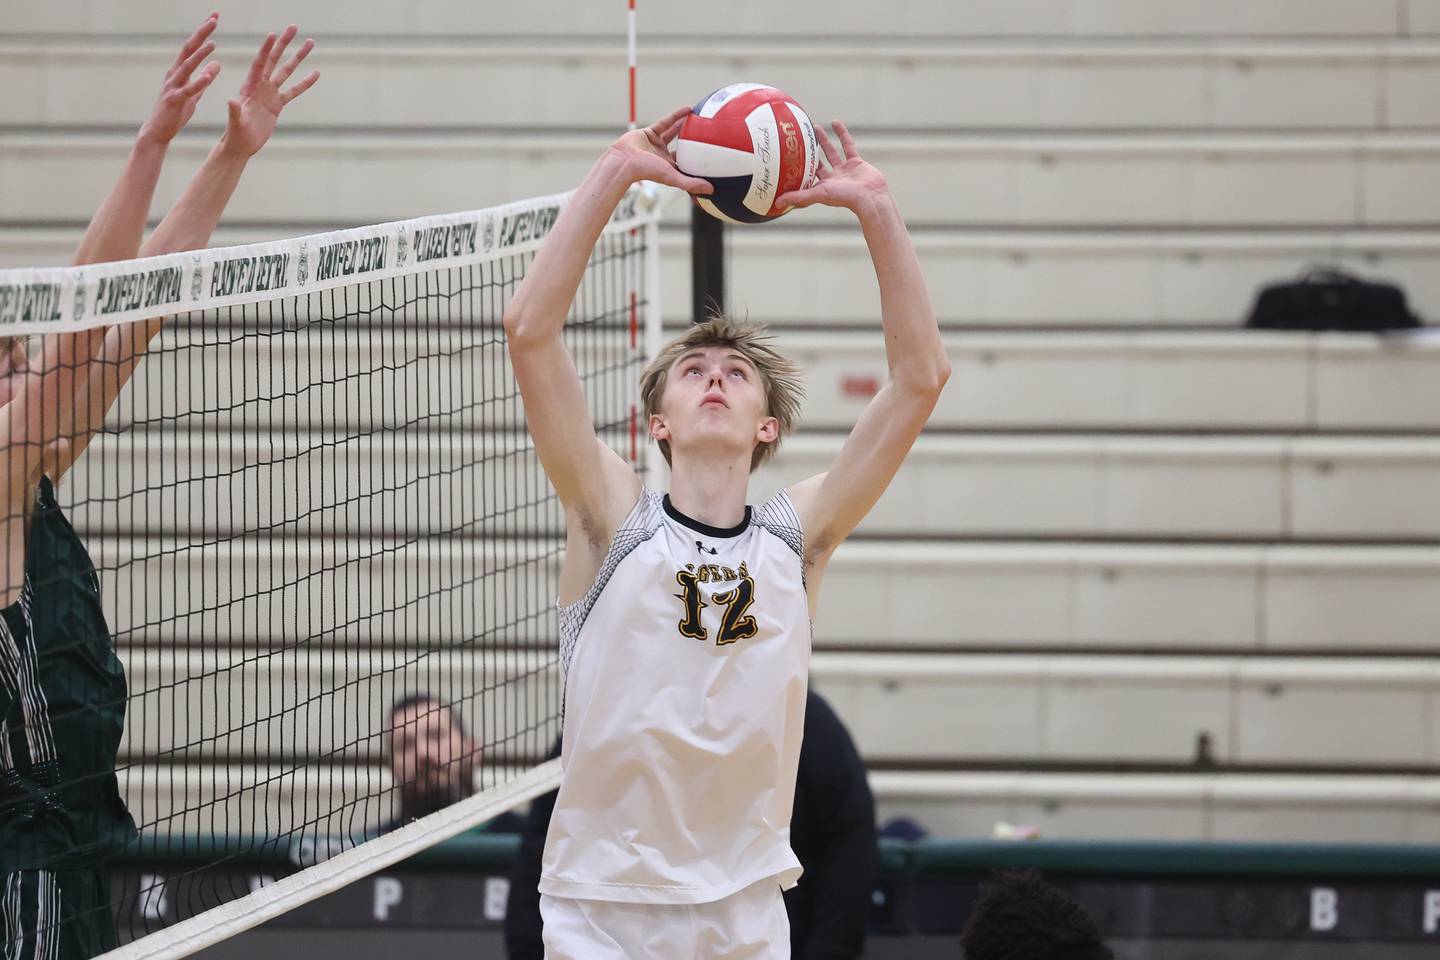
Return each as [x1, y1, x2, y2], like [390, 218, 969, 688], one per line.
[613, 106, 714, 195]
[138, 12, 222, 146]
[775, 120, 888, 213]
[221, 24, 320, 158]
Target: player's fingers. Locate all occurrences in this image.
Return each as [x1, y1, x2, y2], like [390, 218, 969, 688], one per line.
[172, 40, 216, 87]
[266, 25, 299, 77]
[272, 38, 314, 87]
[813, 123, 843, 167]
[774, 185, 826, 210]
[833, 120, 860, 160]
[654, 167, 712, 195]
[245, 34, 276, 90]
[650, 105, 693, 137]
[280, 70, 321, 106]
[659, 114, 689, 145]
[173, 13, 219, 69]
[180, 62, 221, 101]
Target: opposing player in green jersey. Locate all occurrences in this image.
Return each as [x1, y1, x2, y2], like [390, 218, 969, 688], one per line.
[0, 16, 318, 958]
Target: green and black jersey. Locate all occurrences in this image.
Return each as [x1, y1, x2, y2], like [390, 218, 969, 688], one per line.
[1, 476, 136, 958]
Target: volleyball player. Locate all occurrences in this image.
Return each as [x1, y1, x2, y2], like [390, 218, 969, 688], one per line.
[0, 18, 317, 958]
[503, 107, 949, 958]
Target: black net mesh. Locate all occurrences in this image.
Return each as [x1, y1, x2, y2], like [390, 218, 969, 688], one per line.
[0, 207, 654, 952]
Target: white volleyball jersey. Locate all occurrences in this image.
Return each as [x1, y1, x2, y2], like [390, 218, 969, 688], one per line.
[539, 488, 811, 905]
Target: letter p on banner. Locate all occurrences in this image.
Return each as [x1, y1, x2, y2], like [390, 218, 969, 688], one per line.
[373, 876, 403, 921]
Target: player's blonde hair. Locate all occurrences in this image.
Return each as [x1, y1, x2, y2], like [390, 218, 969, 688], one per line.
[640, 314, 804, 472]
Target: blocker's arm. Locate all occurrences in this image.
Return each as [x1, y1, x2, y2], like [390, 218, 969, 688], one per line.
[45, 26, 319, 485]
[1, 13, 224, 505]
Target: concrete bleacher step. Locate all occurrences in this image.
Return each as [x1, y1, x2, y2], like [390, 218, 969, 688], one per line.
[7, 37, 1440, 132]
[816, 540, 1440, 651]
[8, 223, 1440, 327]
[678, 227, 1440, 327]
[91, 332, 633, 435]
[113, 762, 1440, 843]
[785, 330, 1440, 432]
[5, 0, 1419, 40]
[760, 433, 1440, 540]
[12, 129, 1440, 229]
[811, 654, 1440, 768]
[82, 536, 1440, 651]
[869, 769, 1440, 841]
[68, 429, 1440, 541]
[115, 647, 1440, 770]
[118, 648, 561, 766]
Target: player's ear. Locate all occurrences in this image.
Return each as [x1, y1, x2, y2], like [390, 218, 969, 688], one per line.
[649, 413, 670, 442]
[755, 416, 779, 444]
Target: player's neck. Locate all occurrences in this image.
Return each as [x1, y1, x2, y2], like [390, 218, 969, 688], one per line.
[666, 455, 751, 531]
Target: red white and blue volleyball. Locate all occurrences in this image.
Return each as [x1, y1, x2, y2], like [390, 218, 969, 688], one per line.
[676, 83, 821, 224]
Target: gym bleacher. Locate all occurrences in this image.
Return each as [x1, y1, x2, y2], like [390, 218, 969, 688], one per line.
[5, 0, 1440, 868]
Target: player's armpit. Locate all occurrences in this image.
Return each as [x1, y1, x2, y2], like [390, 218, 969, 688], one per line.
[556, 441, 642, 606]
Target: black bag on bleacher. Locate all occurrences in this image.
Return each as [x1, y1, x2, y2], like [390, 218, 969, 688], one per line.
[1245, 267, 1422, 332]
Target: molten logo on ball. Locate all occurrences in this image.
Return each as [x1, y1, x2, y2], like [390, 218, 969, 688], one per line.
[676, 83, 820, 224]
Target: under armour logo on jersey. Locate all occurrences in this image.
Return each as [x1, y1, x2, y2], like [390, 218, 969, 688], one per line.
[696, 540, 719, 556]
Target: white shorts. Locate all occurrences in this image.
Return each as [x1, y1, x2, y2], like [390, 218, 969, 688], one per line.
[540, 878, 790, 960]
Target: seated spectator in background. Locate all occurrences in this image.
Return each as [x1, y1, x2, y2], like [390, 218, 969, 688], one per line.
[960, 871, 1114, 960]
[504, 689, 878, 959]
[380, 694, 524, 834]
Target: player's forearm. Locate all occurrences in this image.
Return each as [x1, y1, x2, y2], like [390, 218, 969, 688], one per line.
[855, 192, 949, 394]
[50, 142, 249, 483]
[44, 318, 165, 482]
[140, 138, 248, 257]
[3, 325, 109, 493]
[72, 134, 169, 267]
[504, 149, 634, 344]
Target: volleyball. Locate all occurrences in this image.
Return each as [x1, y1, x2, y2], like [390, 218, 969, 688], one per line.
[676, 83, 821, 224]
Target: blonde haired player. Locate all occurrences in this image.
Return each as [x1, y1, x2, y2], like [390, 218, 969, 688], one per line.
[503, 105, 949, 959]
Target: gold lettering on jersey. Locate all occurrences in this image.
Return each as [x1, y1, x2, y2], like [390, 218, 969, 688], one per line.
[672, 564, 759, 646]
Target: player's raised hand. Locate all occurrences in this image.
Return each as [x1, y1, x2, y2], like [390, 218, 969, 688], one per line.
[220, 24, 320, 159]
[775, 120, 888, 213]
[138, 12, 222, 146]
[612, 107, 713, 195]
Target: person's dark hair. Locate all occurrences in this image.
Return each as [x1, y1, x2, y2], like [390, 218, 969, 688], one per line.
[389, 693, 467, 739]
[959, 870, 1114, 960]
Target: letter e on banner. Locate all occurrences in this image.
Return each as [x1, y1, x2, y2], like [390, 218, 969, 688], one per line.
[1310, 887, 1338, 932]
[373, 876, 403, 921]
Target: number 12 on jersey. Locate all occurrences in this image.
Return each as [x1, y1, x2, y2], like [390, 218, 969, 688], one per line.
[674, 562, 758, 645]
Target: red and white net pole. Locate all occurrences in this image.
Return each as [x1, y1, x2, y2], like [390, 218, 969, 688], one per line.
[627, 0, 638, 130]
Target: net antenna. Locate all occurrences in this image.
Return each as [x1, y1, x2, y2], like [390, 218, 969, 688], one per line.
[0, 184, 662, 960]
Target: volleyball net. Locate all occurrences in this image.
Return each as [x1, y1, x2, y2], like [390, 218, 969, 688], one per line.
[0, 185, 665, 959]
